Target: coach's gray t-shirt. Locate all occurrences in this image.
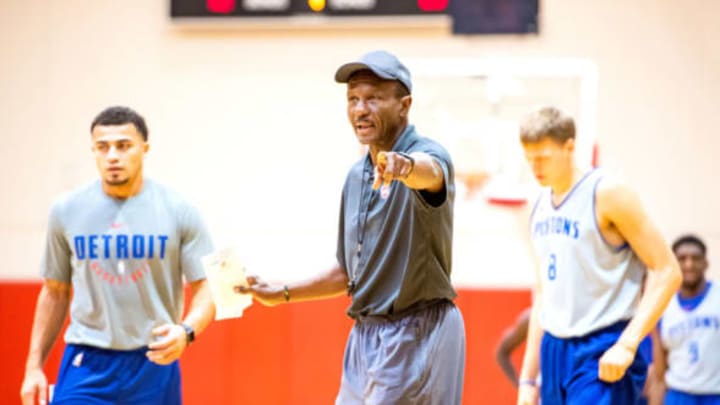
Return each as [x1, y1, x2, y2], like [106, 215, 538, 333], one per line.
[42, 179, 213, 350]
[337, 125, 456, 319]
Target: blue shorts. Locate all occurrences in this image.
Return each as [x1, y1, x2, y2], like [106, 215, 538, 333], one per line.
[336, 300, 466, 405]
[665, 389, 720, 405]
[540, 321, 649, 405]
[51, 344, 181, 405]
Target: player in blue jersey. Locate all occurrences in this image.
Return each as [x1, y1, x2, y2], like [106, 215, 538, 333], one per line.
[650, 235, 720, 405]
[515, 106, 681, 405]
[20, 106, 215, 405]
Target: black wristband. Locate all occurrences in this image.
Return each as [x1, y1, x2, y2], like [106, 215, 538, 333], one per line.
[181, 323, 195, 345]
[395, 152, 415, 178]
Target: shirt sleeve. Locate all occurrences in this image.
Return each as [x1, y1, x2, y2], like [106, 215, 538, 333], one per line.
[40, 200, 72, 282]
[417, 141, 455, 208]
[179, 204, 214, 282]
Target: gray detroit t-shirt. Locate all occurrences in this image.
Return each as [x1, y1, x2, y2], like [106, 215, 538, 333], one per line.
[41, 179, 213, 350]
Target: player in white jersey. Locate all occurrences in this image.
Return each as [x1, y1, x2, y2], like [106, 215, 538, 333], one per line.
[515, 106, 681, 405]
[650, 235, 720, 405]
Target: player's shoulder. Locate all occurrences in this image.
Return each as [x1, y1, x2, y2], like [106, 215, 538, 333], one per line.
[708, 280, 720, 299]
[146, 181, 208, 229]
[51, 180, 101, 210]
[144, 179, 196, 209]
[593, 170, 645, 217]
[412, 133, 450, 156]
[528, 183, 549, 210]
[594, 170, 637, 203]
[145, 179, 181, 198]
[44, 181, 101, 224]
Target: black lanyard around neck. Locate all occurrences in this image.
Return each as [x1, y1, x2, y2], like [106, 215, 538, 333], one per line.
[348, 157, 375, 295]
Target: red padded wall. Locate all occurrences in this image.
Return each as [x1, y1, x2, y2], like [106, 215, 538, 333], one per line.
[1, 282, 530, 405]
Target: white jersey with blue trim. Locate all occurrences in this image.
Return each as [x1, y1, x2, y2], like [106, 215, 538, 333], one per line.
[660, 282, 720, 394]
[530, 169, 646, 338]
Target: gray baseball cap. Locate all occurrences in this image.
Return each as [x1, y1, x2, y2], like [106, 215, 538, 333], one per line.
[334, 50, 412, 94]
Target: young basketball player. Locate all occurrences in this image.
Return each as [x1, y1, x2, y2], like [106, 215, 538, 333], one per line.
[651, 235, 720, 405]
[515, 106, 681, 405]
[20, 106, 215, 405]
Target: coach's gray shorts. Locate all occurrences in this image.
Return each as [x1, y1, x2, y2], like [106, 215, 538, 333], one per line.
[336, 300, 466, 405]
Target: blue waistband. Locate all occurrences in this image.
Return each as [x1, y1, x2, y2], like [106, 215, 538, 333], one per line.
[66, 343, 149, 355]
[547, 319, 631, 341]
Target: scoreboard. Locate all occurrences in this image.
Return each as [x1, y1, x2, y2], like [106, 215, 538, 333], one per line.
[171, 0, 449, 17]
[170, 0, 539, 34]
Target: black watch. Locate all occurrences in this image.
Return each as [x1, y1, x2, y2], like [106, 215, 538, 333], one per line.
[181, 323, 195, 345]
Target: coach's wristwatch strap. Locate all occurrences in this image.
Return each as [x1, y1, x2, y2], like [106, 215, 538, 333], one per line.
[181, 323, 195, 345]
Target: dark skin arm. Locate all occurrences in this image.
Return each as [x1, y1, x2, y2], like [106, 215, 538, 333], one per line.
[647, 327, 668, 405]
[496, 308, 531, 387]
[236, 263, 348, 306]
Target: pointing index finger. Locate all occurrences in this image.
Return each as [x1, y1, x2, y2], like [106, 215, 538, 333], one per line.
[372, 151, 387, 190]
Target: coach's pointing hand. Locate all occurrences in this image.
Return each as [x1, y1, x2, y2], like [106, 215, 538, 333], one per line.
[372, 151, 414, 190]
[598, 343, 635, 382]
[235, 275, 285, 306]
